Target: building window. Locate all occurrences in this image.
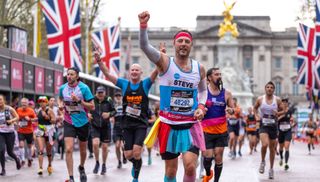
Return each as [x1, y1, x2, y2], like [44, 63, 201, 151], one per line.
[132, 56, 139, 64]
[243, 45, 253, 70]
[243, 58, 252, 70]
[292, 56, 298, 69]
[274, 57, 282, 69]
[213, 46, 218, 65]
[275, 81, 281, 95]
[259, 55, 265, 61]
[292, 83, 299, 96]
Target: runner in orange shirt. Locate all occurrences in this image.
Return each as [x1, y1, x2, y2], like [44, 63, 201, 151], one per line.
[245, 107, 258, 155]
[16, 98, 37, 167]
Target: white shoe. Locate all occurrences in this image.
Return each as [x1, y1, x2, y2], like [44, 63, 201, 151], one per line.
[259, 161, 265, 174]
[269, 169, 274, 179]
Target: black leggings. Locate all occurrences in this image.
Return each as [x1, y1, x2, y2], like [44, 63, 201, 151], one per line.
[0, 132, 19, 170]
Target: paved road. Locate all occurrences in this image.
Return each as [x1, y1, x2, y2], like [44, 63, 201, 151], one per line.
[1, 141, 320, 182]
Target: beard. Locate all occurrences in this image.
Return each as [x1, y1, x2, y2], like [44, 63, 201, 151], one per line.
[214, 79, 223, 91]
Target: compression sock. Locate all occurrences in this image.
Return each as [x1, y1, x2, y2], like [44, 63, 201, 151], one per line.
[203, 157, 213, 176]
[214, 163, 223, 182]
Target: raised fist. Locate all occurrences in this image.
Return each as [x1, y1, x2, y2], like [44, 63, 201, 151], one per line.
[138, 11, 150, 24]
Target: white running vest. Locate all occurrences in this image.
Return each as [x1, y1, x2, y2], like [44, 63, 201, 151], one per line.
[260, 95, 278, 126]
[159, 57, 201, 125]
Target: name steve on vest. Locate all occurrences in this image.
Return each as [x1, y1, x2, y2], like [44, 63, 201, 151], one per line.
[174, 80, 193, 88]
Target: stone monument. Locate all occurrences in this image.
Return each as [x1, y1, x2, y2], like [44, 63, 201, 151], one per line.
[216, 1, 253, 110]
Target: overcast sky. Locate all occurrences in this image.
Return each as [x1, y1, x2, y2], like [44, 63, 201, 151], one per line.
[98, 0, 306, 31]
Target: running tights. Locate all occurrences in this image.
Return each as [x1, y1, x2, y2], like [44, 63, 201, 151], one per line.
[0, 132, 19, 170]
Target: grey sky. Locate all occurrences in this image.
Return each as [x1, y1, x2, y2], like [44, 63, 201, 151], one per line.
[98, 0, 303, 31]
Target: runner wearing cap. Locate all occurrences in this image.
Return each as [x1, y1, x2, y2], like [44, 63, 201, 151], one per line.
[88, 86, 115, 175]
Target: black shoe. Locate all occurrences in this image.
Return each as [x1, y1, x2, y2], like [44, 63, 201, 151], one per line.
[93, 161, 99, 174]
[101, 163, 106, 175]
[89, 153, 94, 159]
[284, 164, 289, 171]
[238, 151, 242, 157]
[78, 165, 87, 182]
[117, 161, 122, 169]
[16, 158, 21, 170]
[0, 169, 6, 176]
[123, 157, 127, 164]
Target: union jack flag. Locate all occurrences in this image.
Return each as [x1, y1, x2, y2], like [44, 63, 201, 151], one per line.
[91, 24, 120, 79]
[297, 23, 317, 89]
[41, 0, 83, 71]
[313, 0, 320, 88]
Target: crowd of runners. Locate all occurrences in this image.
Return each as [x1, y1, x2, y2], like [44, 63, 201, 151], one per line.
[1, 11, 320, 182]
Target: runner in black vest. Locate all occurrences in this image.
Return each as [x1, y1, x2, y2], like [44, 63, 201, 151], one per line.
[277, 98, 295, 171]
[112, 91, 127, 169]
[95, 52, 158, 182]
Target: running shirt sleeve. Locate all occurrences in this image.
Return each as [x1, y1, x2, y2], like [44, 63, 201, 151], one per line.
[116, 78, 129, 95]
[142, 77, 152, 94]
[80, 84, 94, 102]
[30, 108, 37, 119]
[59, 85, 64, 99]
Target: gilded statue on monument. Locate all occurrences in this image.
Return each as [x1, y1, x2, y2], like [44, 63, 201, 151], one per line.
[218, 1, 239, 38]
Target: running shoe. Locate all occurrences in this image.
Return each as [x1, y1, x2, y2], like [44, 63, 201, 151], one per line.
[88, 153, 94, 159]
[259, 161, 265, 174]
[21, 160, 25, 167]
[228, 151, 233, 158]
[93, 161, 100, 174]
[132, 179, 138, 182]
[0, 169, 6, 176]
[28, 159, 33, 167]
[38, 168, 43, 175]
[284, 164, 289, 171]
[101, 163, 106, 175]
[47, 166, 53, 175]
[269, 169, 274, 179]
[279, 159, 283, 166]
[232, 151, 236, 159]
[123, 155, 127, 164]
[202, 170, 213, 182]
[16, 158, 21, 170]
[65, 179, 75, 182]
[117, 161, 122, 169]
[78, 165, 87, 182]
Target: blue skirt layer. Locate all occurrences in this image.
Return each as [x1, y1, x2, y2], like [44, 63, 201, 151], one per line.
[166, 128, 192, 154]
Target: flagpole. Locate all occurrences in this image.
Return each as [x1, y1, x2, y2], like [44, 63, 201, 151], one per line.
[33, 0, 38, 57]
[85, 0, 89, 74]
[118, 16, 121, 78]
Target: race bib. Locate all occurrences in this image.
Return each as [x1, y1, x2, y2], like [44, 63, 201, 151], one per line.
[170, 90, 194, 112]
[115, 106, 123, 117]
[248, 124, 256, 128]
[228, 118, 238, 125]
[35, 128, 45, 137]
[279, 123, 291, 131]
[125, 105, 141, 116]
[306, 127, 314, 133]
[19, 119, 28, 128]
[65, 101, 82, 114]
[262, 118, 275, 125]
